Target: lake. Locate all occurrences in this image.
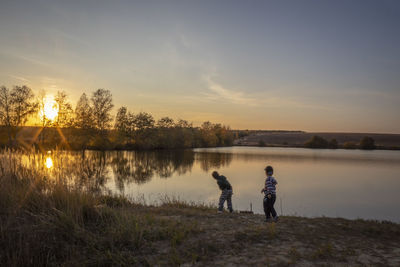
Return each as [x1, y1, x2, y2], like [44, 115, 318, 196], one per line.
[8, 147, 400, 222]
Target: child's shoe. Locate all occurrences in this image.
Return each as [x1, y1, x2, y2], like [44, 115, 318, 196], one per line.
[273, 216, 279, 222]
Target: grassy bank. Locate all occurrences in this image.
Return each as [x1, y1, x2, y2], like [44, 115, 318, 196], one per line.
[1, 159, 400, 266]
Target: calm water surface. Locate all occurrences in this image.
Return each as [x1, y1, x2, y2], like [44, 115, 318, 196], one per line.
[11, 147, 400, 222]
[116, 147, 400, 222]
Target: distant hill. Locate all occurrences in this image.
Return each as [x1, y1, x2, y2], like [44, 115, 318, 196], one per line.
[234, 131, 400, 150]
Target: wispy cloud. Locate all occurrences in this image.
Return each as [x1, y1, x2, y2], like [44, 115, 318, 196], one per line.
[202, 75, 331, 110]
[8, 74, 31, 83]
[204, 77, 260, 106]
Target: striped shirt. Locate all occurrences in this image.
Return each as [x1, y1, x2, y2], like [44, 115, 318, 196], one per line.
[264, 176, 277, 195]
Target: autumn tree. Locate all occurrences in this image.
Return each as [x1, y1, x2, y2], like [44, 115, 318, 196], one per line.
[200, 121, 218, 147]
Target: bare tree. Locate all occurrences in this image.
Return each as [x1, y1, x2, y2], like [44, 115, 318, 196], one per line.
[55, 90, 73, 127]
[157, 117, 174, 128]
[0, 86, 14, 144]
[74, 93, 94, 150]
[175, 119, 192, 128]
[91, 89, 114, 132]
[133, 112, 154, 131]
[37, 89, 51, 128]
[74, 93, 93, 130]
[115, 106, 129, 134]
[0, 85, 38, 145]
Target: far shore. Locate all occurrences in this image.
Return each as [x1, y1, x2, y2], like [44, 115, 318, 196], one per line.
[234, 131, 400, 150]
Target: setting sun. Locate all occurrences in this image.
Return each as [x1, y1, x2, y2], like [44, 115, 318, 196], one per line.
[39, 95, 59, 122]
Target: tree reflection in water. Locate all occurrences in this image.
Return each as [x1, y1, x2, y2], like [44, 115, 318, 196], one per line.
[4, 149, 232, 194]
[195, 152, 233, 172]
[110, 150, 195, 191]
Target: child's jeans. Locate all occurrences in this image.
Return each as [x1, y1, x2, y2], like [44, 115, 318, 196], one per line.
[263, 194, 277, 218]
[219, 189, 233, 212]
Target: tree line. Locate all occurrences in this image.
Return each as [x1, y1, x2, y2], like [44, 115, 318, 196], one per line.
[0, 85, 234, 150]
[304, 135, 376, 150]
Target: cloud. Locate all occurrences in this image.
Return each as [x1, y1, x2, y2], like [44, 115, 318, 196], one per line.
[204, 77, 260, 106]
[8, 74, 31, 83]
[202, 75, 332, 111]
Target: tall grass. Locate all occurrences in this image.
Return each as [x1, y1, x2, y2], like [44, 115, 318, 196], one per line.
[0, 150, 204, 266]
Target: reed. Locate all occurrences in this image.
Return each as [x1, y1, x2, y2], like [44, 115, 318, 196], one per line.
[0, 152, 205, 266]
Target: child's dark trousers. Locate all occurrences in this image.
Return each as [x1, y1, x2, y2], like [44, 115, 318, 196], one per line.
[263, 194, 277, 219]
[219, 189, 233, 212]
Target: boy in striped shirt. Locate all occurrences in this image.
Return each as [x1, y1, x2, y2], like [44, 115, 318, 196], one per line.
[261, 165, 279, 222]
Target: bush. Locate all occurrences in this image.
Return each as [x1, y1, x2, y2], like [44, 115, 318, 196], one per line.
[258, 140, 266, 147]
[360, 136, 376, 150]
[304, 136, 329, 148]
[343, 142, 358, 149]
[328, 139, 338, 149]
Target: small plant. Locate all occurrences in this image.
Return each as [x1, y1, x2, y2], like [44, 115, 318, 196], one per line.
[288, 247, 301, 263]
[312, 243, 333, 259]
[304, 136, 329, 148]
[267, 223, 277, 239]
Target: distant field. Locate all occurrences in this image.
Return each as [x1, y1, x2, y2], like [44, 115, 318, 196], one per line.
[235, 131, 400, 149]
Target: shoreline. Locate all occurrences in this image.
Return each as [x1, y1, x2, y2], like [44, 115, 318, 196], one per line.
[2, 192, 399, 266]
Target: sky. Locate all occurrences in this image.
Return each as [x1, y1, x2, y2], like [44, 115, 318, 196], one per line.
[0, 0, 399, 133]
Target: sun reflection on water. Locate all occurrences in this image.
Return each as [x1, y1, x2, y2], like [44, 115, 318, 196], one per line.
[45, 156, 53, 169]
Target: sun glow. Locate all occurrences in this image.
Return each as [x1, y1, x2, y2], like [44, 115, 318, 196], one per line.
[39, 95, 59, 122]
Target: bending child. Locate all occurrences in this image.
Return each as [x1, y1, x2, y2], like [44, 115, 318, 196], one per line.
[212, 171, 233, 213]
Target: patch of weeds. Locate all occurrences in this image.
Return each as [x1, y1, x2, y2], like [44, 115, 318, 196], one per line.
[171, 229, 186, 247]
[99, 194, 131, 207]
[336, 246, 357, 262]
[168, 248, 182, 266]
[342, 247, 356, 257]
[288, 247, 301, 263]
[180, 239, 220, 263]
[234, 224, 277, 243]
[311, 243, 334, 260]
[267, 223, 277, 239]
[234, 231, 248, 242]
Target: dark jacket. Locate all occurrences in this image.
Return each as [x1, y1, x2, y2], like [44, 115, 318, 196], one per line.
[216, 175, 232, 191]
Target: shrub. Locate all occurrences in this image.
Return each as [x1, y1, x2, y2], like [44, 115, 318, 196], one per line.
[304, 136, 329, 148]
[328, 139, 338, 149]
[359, 136, 376, 150]
[343, 142, 358, 149]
